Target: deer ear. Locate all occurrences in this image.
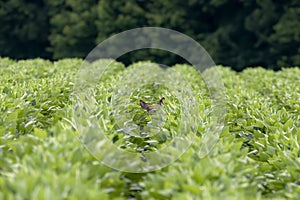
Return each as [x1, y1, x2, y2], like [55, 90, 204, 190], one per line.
[140, 100, 149, 110]
[158, 97, 165, 105]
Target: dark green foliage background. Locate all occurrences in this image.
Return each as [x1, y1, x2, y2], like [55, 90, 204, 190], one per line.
[0, 58, 299, 199]
[0, 0, 300, 70]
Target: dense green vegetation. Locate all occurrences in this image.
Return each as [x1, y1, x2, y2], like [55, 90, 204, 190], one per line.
[0, 58, 299, 199]
[0, 0, 300, 70]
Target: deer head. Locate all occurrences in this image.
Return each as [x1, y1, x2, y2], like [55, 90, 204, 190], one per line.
[140, 97, 165, 113]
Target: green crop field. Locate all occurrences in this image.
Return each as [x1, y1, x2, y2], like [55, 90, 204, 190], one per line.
[0, 58, 299, 199]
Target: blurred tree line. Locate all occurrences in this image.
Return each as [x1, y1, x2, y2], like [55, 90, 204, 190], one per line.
[0, 0, 299, 70]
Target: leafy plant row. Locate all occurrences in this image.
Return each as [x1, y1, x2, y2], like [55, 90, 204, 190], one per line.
[0, 58, 299, 199]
